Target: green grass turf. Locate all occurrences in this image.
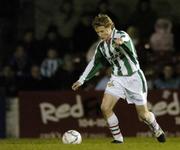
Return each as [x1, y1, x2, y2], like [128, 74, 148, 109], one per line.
[0, 137, 180, 150]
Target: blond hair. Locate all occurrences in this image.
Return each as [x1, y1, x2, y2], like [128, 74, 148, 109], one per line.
[92, 14, 114, 29]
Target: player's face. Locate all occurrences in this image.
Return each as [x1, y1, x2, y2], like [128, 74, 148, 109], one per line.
[95, 26, 112, 41]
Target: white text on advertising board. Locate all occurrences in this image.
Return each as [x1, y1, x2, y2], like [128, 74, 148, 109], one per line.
[39, 95, 84, 124]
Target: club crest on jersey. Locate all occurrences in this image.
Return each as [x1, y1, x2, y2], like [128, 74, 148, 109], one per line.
[107, 81, 114, 87]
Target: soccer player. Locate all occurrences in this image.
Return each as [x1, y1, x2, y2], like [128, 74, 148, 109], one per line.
[72, 14, 166, 143]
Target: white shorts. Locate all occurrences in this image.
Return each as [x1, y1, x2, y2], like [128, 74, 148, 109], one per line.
[105, 70, 148, 105]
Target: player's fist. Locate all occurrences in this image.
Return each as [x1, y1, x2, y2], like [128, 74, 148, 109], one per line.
[72, 81, 82, 91]
[114, 38, 124, 46]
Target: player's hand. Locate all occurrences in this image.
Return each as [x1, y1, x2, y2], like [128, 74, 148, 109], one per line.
[114, 38, 124, 46]
[72, 81, 82, 91]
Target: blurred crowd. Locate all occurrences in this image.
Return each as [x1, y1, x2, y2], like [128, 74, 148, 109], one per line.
[0, 0, 180, 97]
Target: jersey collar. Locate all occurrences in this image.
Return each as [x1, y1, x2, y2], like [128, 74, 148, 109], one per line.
[111, 28, 116, 39]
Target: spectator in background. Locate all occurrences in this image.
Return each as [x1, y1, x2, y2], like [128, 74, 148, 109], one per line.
[17, 29, 39, 57]
[126, 26, 148, 68]
[55, 54, 80, 90]
[9, 44, 31, 77]
[55, 0, 79, 53]
[40, 48, 62, 78]
[20, 65, 49, 90]
[154, 64, 179, 89]
[150, 18, 174, 52]
[0, 65, 19, 97]
[20, 29, 41, 64]
[129, 0, 157, 42]
[41, 25, 62, 58]
[73, 12, 98, 53]
[172, 52, 180, 64]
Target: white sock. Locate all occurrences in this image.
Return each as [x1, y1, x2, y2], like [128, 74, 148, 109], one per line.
[144, 112, 160, 131]
[107, 113, 123, 142]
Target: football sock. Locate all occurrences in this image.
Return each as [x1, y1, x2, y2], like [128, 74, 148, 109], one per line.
[107, 113, 123, 142]
[143, 112, 160, 132]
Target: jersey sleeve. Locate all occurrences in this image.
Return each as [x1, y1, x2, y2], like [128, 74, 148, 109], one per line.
[78, 46, 109, 85]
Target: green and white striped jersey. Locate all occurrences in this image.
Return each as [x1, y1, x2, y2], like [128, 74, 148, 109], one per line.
[78, 28, 140, 84]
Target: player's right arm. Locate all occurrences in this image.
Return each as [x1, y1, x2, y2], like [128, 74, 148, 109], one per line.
[71, 57, 103, 91]
[72, 45, 109, 91]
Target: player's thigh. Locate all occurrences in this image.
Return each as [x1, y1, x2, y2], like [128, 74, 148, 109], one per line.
[101, 93, 118, 111]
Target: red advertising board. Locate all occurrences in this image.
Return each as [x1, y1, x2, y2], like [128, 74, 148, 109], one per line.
[18, 90, 180, 138]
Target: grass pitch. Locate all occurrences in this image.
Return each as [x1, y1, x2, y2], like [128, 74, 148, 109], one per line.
[0, 137, 180, 150]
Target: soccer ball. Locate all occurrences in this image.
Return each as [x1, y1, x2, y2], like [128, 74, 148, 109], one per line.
[62, 130, 82, 144]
